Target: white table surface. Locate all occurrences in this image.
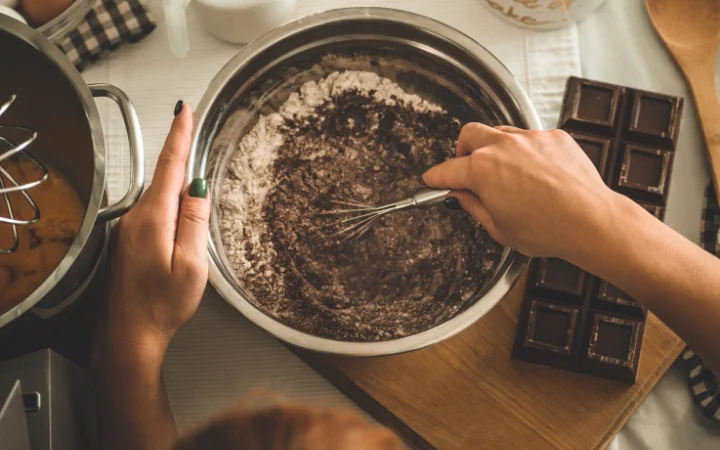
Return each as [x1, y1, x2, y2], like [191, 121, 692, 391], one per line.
[81, 0, 720, 447]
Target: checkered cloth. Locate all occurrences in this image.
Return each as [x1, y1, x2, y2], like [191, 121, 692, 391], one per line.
[58, 0, 155, 71]
[682, 185, 720, 426]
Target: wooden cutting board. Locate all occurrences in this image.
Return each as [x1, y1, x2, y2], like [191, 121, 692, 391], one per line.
[298, 270, 684, 449]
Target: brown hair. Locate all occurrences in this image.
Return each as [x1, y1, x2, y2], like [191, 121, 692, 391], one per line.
[175, 394, 402, 450]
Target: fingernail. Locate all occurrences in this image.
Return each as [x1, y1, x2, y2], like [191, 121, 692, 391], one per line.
[174, 100, 184, 117]
[444, 197, 462, 210]
[189, 178, 207, 199]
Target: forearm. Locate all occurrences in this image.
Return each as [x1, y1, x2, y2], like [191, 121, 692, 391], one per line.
[573, 193, 720, 376]
[92, 324, 178, 450]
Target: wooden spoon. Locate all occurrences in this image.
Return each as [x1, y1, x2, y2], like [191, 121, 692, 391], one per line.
[646, 0, 720, 199]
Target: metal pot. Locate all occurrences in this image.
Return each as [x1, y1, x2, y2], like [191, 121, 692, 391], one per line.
[189, 8, 541, 356]
[0, 16, 144, 332]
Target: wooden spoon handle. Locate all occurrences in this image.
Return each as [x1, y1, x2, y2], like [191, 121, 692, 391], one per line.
[681, 53, 720, 200]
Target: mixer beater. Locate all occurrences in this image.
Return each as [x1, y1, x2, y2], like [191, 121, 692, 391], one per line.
[0, 95, 48, 254]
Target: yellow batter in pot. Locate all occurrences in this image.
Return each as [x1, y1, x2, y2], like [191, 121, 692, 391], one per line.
[0, 157, 84, 315]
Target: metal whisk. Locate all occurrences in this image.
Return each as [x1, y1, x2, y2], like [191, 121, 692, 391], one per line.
[320, 188, 452, 240]
[0, 95, 48, 254]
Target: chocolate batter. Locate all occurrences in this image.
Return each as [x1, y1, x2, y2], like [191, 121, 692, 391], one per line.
[241, 90, 503, 341]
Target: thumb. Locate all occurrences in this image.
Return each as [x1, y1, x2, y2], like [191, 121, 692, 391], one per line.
[423, 156, 472, 191]
[447, 190, 500, 239]
[173, 178, 211, 277]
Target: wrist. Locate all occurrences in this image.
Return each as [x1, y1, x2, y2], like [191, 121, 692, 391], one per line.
[92, 317, 170, 376]
[567, 191, 647, 275]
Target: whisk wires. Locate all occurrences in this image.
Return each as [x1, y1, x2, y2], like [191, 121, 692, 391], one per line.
[0, 95, 47, 253]
[315, 189, 451, 241]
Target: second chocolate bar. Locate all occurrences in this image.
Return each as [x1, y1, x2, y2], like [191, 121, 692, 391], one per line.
[512, 77, 683, 383]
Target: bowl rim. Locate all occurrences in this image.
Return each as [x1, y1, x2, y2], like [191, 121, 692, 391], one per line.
[189, 7, 541, 356]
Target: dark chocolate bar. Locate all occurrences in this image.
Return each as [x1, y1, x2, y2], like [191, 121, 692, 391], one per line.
[512, 77, 683, 383]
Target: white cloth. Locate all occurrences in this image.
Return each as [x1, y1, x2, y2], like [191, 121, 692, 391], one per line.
[81, 0, 718, 447]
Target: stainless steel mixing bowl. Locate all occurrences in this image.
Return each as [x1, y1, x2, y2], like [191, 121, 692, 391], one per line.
[188, 8, 541, 356]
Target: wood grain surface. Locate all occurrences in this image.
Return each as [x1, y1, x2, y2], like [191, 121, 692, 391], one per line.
[299, 270, 685, 449]
[645, 0, 720, 205]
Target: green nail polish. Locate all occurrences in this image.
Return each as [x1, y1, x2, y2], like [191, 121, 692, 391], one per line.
[189, 178, 207, 198]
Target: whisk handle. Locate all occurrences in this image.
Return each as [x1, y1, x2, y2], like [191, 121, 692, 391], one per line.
[412, 188, 452, 207]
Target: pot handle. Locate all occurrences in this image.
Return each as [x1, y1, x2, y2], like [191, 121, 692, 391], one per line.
[90, 83, 145, 222]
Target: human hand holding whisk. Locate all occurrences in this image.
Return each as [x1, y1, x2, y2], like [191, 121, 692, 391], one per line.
[323, 123, 610, 256]
[319, 121, 605, 247]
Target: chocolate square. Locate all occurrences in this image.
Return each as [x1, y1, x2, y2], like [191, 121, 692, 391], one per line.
[569, 132, 611, 179]
[512, 299, 581, 369]
[524, 300, 579, 355]
[616, 144, 673, 204]
[532, 258, 586, 301]
[593, 281, 646, 318]
[625, 91, 682, 149]
[560, 78, 621, 135]
[583, 313, 643, 382]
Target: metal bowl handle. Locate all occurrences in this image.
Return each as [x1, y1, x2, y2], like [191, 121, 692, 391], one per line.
[90, 84, 145, 223]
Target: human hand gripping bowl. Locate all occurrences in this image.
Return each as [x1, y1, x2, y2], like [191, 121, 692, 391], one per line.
[93, 103, 211, 367]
